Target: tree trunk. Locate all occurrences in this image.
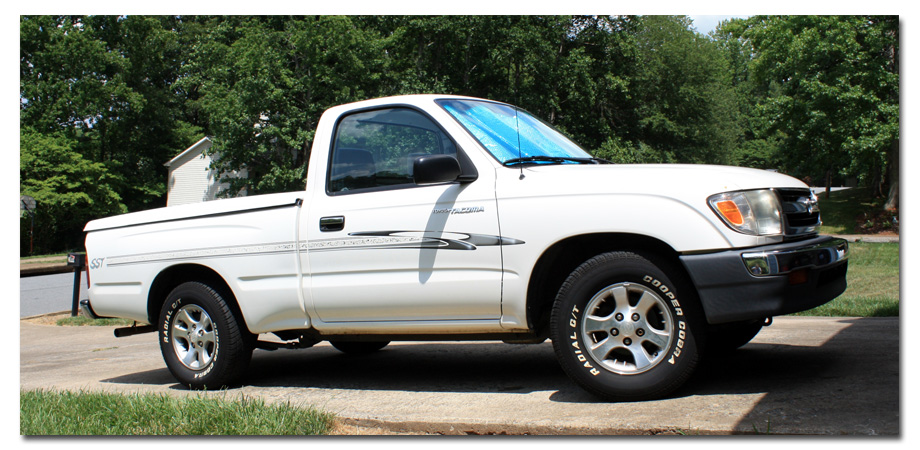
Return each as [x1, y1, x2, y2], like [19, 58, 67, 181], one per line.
[884, 138, 899, 211]
[883, 20, 899, 211]
[824, 169, 832, 199]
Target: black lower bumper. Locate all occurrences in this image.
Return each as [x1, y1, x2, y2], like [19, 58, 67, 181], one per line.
[680, 236, 849, 325]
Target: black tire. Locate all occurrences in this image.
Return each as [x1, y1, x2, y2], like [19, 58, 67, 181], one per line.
[330, 340, 390, 355]
[550, 251, 704, 401]
[706, 319, 764, 354]
[158, 281, 254, 389]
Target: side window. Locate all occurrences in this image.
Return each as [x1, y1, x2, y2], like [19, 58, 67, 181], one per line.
[329, 108, 458, 193]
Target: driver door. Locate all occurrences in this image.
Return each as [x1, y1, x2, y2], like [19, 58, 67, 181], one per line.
[304, 106, 503, 323]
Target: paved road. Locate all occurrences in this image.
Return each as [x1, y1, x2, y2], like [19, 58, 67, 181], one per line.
[19, 272, 87, 317]
[20, 316, 899, 435]
[810, 187, 852, 195]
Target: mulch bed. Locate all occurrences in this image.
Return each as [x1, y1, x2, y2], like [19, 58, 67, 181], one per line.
[855, 208, 899, 235]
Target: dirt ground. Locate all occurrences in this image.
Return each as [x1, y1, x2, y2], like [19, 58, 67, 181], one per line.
[21, 311, 72, 326]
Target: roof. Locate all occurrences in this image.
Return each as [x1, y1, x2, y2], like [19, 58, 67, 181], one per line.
[164, 136, 212, 167]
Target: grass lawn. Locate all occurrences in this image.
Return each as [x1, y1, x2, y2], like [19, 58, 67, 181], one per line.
[20, 389, 334, 435]
[795, 241, 899, 317]
[19, 254, 68, 266]
[816, 187, 897, 235]
[55, 315, 135, 327]
[800, 187, 899, 317]
[19, 252, 69, 261]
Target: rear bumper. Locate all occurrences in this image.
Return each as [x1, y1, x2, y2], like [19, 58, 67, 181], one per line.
[680, 236, 848, 325]
[79, 299, 100, 320]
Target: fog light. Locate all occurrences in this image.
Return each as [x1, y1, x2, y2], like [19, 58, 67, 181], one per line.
[788, 269, 809, 286]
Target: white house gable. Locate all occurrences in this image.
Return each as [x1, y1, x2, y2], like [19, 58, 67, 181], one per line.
[165, 137, 246, 207]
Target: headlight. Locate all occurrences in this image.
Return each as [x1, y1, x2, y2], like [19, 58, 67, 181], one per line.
[708, 189, 783, 236]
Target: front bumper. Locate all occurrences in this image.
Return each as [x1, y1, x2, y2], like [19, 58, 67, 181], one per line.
[680, 236, 848, 325]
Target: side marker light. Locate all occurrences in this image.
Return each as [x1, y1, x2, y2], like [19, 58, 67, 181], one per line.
[716, 200, 744, 226]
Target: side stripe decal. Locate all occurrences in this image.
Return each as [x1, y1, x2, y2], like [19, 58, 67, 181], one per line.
[104, 231, 524, 266]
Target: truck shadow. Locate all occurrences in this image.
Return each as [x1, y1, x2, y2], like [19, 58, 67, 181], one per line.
[102, 340, 579, 395]
[716, 317, 899, 434]
[99, 339, 860, 400]
[101, 317, 899, 431]
[244, 341, 570, 395]
[102, 368, 178, 386]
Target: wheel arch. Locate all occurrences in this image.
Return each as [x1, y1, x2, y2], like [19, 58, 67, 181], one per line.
[525, 233, 695, 336]
[147, 264, 247, 332]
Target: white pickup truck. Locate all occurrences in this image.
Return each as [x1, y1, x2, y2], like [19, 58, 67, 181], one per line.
[82, 94, 849, 401]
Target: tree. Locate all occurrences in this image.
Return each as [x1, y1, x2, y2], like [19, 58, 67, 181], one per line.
[18, 14, 777, 254]
[712, 17, 785, 171]
[182, 16, 390, 195]
[20, 15, 204, 212]
[744, 16, 899, 206]
[626, 15, 741, 164]
[561, 16, 640, 151]
[20, 128, 126, 254]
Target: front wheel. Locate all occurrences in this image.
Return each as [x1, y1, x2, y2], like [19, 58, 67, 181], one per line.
[159, 282, 253, 389]
[550, 252, 704, 401]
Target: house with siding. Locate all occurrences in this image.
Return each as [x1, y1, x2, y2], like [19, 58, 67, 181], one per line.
[164, 137, 247, 207]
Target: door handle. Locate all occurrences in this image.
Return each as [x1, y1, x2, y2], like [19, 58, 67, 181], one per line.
[319, 216, 345, 232]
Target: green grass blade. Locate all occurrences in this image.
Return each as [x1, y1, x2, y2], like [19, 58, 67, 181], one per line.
[20, 389, 335, 435]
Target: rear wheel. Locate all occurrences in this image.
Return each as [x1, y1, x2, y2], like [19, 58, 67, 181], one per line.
[550, 252, 704, 401]
[330, 341, 390, 355]
[158, 282, 253, 389]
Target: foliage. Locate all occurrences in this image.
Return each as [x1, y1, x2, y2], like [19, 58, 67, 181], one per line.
[629, 16, 741, 164]
[20, 15, 899, 254]
[593, 136, 659, 164]
[20, 128, 126, 254]
[712, 19, 785, 170]
[20, 16, 204, 213]
[21, 389, 334, 435]
[180, 16, 390, 195]
[731, 16, 899, 205]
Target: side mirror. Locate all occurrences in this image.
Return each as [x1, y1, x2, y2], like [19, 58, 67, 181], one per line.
[413, 154, 462, 185]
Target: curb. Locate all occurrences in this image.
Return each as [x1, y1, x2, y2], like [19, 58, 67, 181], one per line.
[20, 265, 75, 277]
[831, 234, 899, 243]
[338, 417, 738, 436]
[21, 310, 72, 321]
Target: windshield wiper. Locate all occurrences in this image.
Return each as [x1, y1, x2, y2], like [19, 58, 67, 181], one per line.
[502, 156, 612, 167]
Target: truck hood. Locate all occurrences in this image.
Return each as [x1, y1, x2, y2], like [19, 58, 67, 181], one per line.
[517, 163, 808, 199]
[500, 163, 810, 251]
[84, 191, 304, 232]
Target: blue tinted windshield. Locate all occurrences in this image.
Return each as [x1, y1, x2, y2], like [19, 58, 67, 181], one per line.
[437, 99, 592, 164]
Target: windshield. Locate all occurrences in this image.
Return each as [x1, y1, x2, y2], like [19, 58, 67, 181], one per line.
[437, 99, 593, 165]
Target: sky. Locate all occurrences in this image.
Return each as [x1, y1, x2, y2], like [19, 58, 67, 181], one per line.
[688, 15, 749, 35]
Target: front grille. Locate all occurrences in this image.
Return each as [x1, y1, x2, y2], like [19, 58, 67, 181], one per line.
[776, 188, 821, 238]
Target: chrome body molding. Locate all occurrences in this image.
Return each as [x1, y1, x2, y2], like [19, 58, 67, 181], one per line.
[742, 237, 849, 276]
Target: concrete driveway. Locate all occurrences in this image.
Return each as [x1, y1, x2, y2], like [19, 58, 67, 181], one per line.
[20, 316, 899, 435]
